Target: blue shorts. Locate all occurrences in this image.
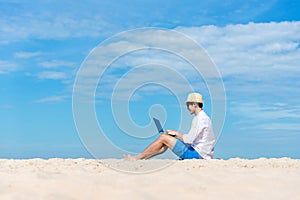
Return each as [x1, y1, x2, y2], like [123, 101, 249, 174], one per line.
[172, 140, 202, 160]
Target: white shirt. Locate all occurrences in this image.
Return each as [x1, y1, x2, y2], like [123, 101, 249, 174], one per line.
[182, 110, 215, 159]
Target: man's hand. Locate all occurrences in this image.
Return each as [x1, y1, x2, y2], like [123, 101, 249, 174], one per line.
[166, 130, 184, 141]
[166, 130, 176, 136]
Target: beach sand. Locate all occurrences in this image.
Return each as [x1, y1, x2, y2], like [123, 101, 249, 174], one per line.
[0, 158, 299, 200]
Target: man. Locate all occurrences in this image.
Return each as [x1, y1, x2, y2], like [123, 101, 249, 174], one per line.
[125, 92, 215, 160]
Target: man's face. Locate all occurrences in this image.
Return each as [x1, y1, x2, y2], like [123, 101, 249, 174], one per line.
[186, 102, 195, 114]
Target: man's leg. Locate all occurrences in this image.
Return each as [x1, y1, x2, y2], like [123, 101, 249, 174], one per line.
[125, 134, 177, 160]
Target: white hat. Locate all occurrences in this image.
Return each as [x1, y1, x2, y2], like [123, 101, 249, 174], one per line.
[185, 92, 204, 103]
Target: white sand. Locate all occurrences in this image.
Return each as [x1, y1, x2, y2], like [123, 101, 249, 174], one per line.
[0, 158, 300, 200]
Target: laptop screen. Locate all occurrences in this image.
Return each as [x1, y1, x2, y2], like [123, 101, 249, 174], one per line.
[153, 117, 164, 133]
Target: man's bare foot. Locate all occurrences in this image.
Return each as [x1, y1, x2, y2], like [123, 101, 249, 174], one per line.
[124, 154, 139, 160]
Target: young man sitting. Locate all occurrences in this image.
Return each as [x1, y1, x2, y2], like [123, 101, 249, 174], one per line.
[125, 92, 215, 160]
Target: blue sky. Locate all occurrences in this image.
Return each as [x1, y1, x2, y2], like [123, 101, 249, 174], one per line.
[1, 0, 300, 159]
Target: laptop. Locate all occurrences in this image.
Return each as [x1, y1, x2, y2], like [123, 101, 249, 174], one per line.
[153, 117, 165, 134]
[153, 117, 176, 137]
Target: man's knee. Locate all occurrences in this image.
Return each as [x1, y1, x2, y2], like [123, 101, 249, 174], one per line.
[159, 134, 175, 144]
[159, 134, 168, 140]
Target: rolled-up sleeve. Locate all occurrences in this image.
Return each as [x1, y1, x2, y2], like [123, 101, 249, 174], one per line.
[183, 116, 206, 144]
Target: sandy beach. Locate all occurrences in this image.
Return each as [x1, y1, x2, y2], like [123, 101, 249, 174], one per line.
[0, 158, 300, 200]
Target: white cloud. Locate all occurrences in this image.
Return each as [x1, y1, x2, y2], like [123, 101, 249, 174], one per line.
[0, 61, 17, 74]
[257, 123, 300, 131]
[74, 28, 224, 104]
[176, 21, 300, 78]
[0, 9, 110, 42]
[230, 101, 300, 131]
[259, 42, 299, 53]
[74, 22, 300, 106]
[14, 51, 42, 59]
[37, 71, 68, 80]
[231, 102, 300, 120]
[103, 64, 197, 101]
[35, 95, 67, 103]
[39, 60, 75, 68]
[80, 21, 300, 82]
